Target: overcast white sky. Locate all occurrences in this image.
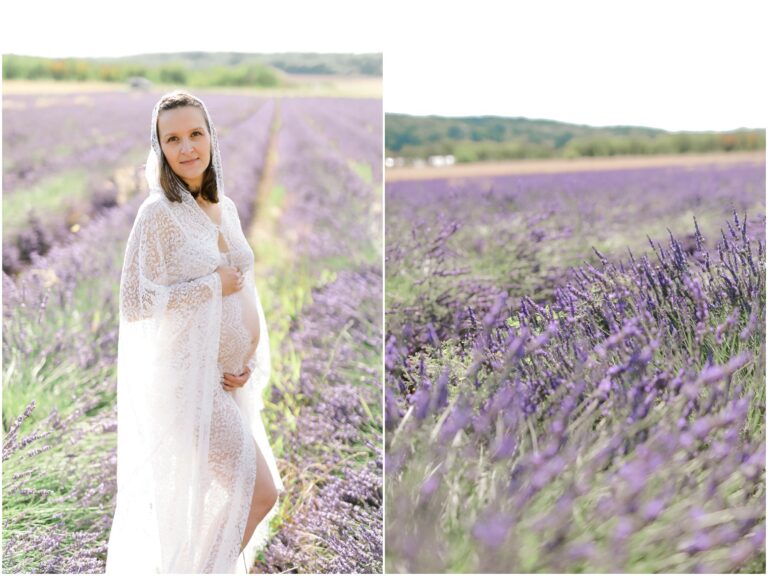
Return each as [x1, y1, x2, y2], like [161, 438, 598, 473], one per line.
[383, 0, 767, 131]
[0, 1, 383, 56]
[2, 0, 766, 131]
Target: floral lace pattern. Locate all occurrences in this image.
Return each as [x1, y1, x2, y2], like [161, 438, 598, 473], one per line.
[107, 192, 276, 573]
[107, 92, 281, 574]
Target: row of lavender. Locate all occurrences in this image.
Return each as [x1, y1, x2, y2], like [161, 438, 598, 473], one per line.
[2, 92, 269, 274]
[2, 92, 266, 194]
[386, 163, 765, 348]
[2, 92, 275, 572]
[295, 98, 384, 184]
[253, 98, 383, 573]
[384, 162, 765, 572]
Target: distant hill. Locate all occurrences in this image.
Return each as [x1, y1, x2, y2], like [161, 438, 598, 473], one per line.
[386, 114, 765, 163]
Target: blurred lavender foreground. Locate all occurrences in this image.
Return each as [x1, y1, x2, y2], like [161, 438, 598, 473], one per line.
[385, 161, 766, 572]
[2, 91, 382, 573]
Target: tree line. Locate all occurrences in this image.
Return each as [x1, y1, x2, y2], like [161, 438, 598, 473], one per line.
[3, 53, 383, 88]
[386, 114, 765, 162]
[3, 54, 282, 88]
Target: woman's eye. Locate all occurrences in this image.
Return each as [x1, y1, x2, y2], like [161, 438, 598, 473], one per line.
[165, 131, 202, 143]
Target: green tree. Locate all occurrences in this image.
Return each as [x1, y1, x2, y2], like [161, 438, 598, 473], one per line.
[159, 65, 188, 84]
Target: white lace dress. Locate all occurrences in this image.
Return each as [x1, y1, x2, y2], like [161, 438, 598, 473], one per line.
[106, 191, 282, 574]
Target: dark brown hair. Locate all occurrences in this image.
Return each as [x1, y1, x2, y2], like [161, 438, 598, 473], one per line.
[155, 91, 219, 204]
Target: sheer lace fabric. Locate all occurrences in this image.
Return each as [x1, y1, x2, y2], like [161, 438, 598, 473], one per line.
[106, 93, 282, 574]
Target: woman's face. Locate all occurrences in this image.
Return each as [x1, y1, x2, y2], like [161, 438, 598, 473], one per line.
[157, 106, 212, 191]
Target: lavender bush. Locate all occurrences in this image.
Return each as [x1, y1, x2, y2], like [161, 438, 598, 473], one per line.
[386, 163, 765, 349]
[252, 97, 383, 573]
[2, 92, 265, 195]
[385, 162, 765, 573]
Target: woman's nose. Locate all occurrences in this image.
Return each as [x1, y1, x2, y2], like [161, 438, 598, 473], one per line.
[180, 138, 193, 153]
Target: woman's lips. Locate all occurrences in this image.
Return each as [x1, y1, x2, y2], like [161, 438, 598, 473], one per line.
[180, 158, 199, 165]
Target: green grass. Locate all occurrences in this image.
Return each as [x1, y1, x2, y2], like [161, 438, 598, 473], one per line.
[269, 183, 286, 207]
[2, 169, 89, 233]
[349, 160, 373, 184]
[3, 427, 116, 570]
[2, 254, 120, 436]
[3, 145, 149, 242]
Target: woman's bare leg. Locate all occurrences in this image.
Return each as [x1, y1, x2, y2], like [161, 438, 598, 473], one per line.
[240, 439, 278, 554]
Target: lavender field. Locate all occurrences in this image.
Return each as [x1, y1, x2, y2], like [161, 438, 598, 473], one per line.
[385, 161, 766, 572]
[2, 90, 382, 573]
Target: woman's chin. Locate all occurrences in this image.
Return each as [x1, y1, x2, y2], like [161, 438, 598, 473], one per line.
[178, 169, 205, 188]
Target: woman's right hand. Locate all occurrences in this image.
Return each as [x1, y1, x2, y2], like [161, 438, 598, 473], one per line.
[216, 265, 244, 296]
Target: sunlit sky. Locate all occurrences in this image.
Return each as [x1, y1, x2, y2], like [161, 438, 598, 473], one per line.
[0, 1, 383, 56]
[2, 0, 767, 131]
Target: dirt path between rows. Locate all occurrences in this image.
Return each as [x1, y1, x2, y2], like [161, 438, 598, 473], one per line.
[386, 151, 765, 182]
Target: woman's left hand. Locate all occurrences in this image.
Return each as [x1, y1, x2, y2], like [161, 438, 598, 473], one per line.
[222, 366, 251, 391]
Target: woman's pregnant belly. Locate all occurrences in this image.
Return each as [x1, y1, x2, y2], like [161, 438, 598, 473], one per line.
[218, 287, 260, 375]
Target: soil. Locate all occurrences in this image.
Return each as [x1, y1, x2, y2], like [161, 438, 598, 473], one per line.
[386, 151, 766, 182]
[3, 77, 382, 99]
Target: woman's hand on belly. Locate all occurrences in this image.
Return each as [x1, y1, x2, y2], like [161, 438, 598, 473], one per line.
[221, 365, 252, 392]
[217, 265, 244, 296]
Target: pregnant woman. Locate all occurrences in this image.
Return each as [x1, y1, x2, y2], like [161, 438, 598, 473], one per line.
[106, 91, 283, 573]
